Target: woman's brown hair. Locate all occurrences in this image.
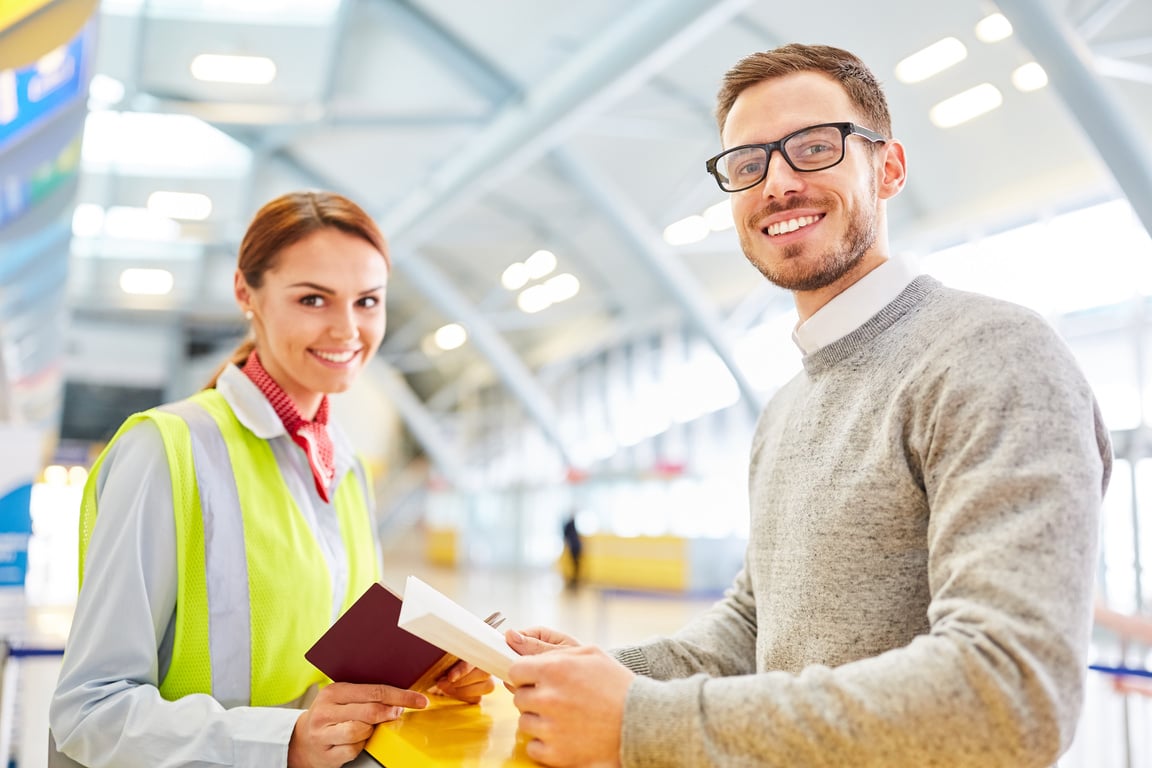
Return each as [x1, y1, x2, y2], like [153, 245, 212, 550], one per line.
[205, 190, 390, 388]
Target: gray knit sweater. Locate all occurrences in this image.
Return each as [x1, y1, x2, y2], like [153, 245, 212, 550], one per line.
[615, 275, 1113, 767]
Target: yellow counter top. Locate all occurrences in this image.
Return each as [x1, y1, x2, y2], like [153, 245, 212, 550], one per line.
[365, 684, 538, 767]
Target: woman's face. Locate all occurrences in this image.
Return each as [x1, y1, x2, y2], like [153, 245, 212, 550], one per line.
[236, 227, 389, 417]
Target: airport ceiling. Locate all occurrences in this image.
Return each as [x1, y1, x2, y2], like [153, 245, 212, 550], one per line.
[11, 0, 1152, 419]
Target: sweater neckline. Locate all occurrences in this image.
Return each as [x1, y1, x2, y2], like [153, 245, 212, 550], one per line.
[801, 274, 939, 375]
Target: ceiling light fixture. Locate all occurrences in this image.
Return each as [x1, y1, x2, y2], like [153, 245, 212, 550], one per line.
[524, 249, 557, 279]
[190, 54, 277, 85]
[501, 262, 529, 291]
[702, 200, 733, 231]
[433, 323, 468, 351]
[104, 206, 182, 241]
[663, 214, 709, 246]
[120, 268, 174, 296]
[544, 273, 580, 303]
[148, 191, 213, 221]
[1011, 62, 1048, 92]
[929, 83, 1003, 128]
[975, 13, 1013, 43]
[517, 284, 552, 314]
[895, 37, 968, 84]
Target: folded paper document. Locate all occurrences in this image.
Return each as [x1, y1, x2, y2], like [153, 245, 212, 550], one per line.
[397, 575, 521, 683]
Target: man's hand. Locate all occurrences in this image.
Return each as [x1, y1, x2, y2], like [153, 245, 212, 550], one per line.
[287, 682, 427, 768]
[509, 645, 633, 768]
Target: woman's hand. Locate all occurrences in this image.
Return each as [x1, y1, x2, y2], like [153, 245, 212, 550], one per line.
[287, 682, 427, 768]
[432, 660, 496, 703]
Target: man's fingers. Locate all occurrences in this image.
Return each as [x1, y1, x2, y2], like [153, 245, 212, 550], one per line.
[507, 629, 563, 656]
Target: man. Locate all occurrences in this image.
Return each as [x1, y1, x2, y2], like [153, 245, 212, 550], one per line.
[504, 43, 1113, 767]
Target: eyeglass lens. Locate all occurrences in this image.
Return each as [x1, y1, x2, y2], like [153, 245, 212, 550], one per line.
[716, 124, 846, 191]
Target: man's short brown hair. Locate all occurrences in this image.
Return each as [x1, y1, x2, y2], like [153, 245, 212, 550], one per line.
[715, 43, 892, 139]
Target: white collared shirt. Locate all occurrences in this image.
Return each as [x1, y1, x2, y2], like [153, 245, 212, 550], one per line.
[792, 257, 920, 355]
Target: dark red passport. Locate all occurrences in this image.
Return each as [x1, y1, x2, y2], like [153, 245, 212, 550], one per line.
[305, 582, 456, 691]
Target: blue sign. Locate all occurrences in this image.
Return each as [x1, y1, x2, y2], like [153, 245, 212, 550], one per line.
[0, 483, 32, 586]
[0, 19, 92, 156]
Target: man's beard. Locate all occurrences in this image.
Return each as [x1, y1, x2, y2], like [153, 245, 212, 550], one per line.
[740, 190, 878, 292]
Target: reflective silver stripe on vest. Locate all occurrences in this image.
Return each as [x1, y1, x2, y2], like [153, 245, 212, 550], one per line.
[267, 437, 352, 624]
[160, 399, 252, 708]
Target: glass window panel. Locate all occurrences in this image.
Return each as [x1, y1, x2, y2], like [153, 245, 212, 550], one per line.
[1102, 460, 1135, 612]
[1064, 330, 1142, 431]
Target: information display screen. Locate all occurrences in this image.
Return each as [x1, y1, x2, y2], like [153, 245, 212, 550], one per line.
[0, 134, 81, 229]
[0, 19, 92, 157]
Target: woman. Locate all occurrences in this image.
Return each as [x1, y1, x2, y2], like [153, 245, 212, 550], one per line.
[50, 191, 492, 768]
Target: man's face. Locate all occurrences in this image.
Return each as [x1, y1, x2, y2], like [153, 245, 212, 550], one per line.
[721, 72, 901, 304]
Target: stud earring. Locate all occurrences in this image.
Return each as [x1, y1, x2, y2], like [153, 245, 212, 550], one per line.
[245, 309, 254, 320]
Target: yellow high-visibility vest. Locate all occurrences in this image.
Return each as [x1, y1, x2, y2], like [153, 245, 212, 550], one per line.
[79, 388, 379, 706]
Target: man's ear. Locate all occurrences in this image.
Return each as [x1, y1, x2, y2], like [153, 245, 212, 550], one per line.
[877, 139, 907, 200]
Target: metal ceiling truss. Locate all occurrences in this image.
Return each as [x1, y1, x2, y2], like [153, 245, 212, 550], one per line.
[997, 0, 1152, 237]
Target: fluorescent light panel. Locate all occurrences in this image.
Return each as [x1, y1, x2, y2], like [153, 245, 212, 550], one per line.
[104, 206, 182, 240]
[1012, 62, 1048, 92]
[544, 273, 580, 303]
[975, 13, 1013, 43]
[501, 262, 528, 291]
[663, 215, 709, 246]
[190, 54, 276, 85]
[703, 200, 733, 231]
[517, 284, 552, 314]
[433, 323, 467, 351]
[895, 37, 967, 84]
[524, 249, 557, 279]
[120, 268, 174, 295]
[929, 83, 1003, 128]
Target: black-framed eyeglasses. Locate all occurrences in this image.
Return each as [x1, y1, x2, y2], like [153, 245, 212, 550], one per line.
[705, 122, 888, 193]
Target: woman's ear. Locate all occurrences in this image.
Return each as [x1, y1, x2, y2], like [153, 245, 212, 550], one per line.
[234, 269, 251, 310]
[877, 139, 907, 200]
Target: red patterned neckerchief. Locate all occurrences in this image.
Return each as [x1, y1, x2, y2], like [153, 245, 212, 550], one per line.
[241, 350, 336, 502]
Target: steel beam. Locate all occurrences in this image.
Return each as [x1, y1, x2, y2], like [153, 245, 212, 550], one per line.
[997, 0, 1152, 238]
[379, 0, 752, 245]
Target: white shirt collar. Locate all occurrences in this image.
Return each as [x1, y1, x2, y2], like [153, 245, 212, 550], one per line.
[215, 362, 356, 463]
[791, 257, 920, 355]
[216, 363, 287, 440]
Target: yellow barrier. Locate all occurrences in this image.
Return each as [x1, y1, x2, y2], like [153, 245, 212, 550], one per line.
[581, 533, 688, 591]
[424, 527, 458, 568]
